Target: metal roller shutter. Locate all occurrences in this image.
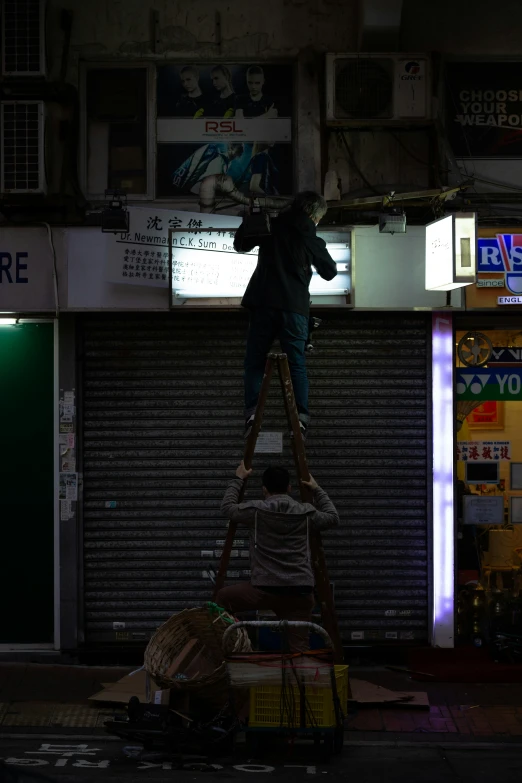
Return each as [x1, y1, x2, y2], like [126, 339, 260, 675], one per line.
[81, 311, 430, 646]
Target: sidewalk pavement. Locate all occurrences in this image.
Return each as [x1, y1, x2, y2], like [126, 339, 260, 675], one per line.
[345, 668, 522, 742]
[1, 663, 522, 740]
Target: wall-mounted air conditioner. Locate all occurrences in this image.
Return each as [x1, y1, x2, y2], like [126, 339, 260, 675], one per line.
[1, 0, 46, 77]
[326, 53, 431, 124]
[1, 101, 47, 193]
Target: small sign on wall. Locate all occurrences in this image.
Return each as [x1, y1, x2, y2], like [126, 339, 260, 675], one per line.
[457, 441, 511, 461]
[254, 432, 283, 454]
[463, 495, 504, 525]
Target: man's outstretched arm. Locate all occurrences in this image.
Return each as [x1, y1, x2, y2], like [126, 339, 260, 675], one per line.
[220, 461, 255, 524]
[301, 474, 340, 530]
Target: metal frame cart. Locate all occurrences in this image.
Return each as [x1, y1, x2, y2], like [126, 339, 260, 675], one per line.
[223, 620, 347, 761]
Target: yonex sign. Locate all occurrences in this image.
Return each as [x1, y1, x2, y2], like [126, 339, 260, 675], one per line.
[457, 368, 522, 400]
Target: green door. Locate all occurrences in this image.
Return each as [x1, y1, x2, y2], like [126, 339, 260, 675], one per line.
[0, 322, 54, 643]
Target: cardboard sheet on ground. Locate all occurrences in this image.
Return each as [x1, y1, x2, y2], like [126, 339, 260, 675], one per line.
[349, 678, 429, 709]
[89, 671, 148, 704]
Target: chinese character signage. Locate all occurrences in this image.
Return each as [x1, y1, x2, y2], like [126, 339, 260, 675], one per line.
[105, 207, 249, 288]
[466, 400, 503, 430]
[105, 207, 351, 304]
[457, 441, 511, 461]
[457, 368, 522, 401]
[156, 63, 293, 199]
[446, 62, 522, 157]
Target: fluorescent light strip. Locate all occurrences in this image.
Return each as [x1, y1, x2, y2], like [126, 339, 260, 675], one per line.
[175, 288, 349, 299]
[431, 313, 455, 648]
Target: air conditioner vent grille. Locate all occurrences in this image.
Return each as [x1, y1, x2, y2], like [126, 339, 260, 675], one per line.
[335, 58, 394, 119]
[1, 102, 45, 193]
[2, 0, 45, 76]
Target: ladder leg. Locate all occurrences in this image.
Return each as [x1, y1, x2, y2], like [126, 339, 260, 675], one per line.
[276, 354, 344, 664]
[212, 356, 275, 599]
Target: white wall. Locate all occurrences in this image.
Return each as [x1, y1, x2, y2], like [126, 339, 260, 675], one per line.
[67, 228, 169, 309]
[353, 225, 463, 309]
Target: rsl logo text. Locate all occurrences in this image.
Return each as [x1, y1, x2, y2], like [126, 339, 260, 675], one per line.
[478, 234, 522, 271]
[204, 120, 244, 133]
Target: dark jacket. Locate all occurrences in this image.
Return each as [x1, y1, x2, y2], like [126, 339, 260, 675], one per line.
[234, 210, 337, 317]
[220, 477, 340, 587]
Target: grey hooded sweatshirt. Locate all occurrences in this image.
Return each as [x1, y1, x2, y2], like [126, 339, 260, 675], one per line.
[220, 477, 340, 588]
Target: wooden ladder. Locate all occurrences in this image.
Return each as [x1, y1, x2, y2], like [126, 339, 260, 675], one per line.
[213, 352, 344, 663]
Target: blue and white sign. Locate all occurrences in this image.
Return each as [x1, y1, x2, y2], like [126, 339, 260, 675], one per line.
[477, 234, 522, 294]
[0, 227, 57, 311]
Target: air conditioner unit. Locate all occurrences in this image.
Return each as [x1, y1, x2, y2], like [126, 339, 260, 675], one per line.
[1, 0, 46, 77]
[326, 53, 431, 124]
[1, 101, 47, 194]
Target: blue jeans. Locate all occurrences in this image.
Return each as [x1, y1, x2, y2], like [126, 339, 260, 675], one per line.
[244, 308, 310, 423]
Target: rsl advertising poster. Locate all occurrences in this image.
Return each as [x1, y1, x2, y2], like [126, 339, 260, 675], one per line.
[446, 62, 522, 157]
[465, 229, 522, 308]
[156, 63, 293, 199]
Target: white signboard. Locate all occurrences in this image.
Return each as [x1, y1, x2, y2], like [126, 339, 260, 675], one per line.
[157, 118, 292, 144]
[425, 214, 454, 291]
[463, 495, 504, 525]
[0, 227, 57, 311]
[425, 213, 476, 291]
[254, 432, 283, 454]
[105, 208, 238, 288]
[510, 496, 522, 524]
[105, 207, 351, 304]
[457, 441, 511, 461]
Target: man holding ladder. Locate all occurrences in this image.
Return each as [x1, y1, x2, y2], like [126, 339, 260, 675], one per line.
[216, 460, 340, 653]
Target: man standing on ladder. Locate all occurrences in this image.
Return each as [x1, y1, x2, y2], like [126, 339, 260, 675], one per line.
[216, 460, 340, 653]
[234, 191, 337, 440]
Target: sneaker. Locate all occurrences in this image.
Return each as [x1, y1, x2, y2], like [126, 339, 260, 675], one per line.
[290, 420, 308, 440]
[244, 414, 256, 439]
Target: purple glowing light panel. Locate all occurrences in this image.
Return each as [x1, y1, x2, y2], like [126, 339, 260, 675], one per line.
[431, 313, 454, 647]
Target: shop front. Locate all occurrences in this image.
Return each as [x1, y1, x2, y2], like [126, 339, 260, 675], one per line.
[0, 227, 60, 650]
[455, 227, 522, 656]
[64, 209, 456, 652]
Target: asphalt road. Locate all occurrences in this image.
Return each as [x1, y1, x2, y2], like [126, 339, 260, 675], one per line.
[2, 736, 522, 782]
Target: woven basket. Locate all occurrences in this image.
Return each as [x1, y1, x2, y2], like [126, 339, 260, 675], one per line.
[144, 605, 251, 706]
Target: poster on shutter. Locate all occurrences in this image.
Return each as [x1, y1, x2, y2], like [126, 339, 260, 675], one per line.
[59, 472, 78, 501]
[60, 500, 74, 521]
[254, 432, 283, 453]
[59, 433, 75, 449]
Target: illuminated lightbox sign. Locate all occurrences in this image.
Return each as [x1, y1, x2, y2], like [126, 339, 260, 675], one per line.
[169, 223, 350, 304]
[171, 239, 350, 301]
[425, 213, 477, 291]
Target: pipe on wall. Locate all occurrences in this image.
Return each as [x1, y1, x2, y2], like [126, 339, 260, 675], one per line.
[198, 174, 290, 213]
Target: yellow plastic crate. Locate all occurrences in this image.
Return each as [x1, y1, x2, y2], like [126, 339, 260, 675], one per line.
[248, 665, 348, 729]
